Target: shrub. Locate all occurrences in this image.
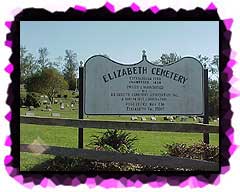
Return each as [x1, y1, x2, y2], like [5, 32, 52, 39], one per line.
[20, 91, 27, 107]
[88, 129, 138, 154]
[25, 92, 41, 108]
[31, 156, 172, 171]
[164, 142, 219, 162]
[20, 94, 25, 107]
[63, 94, 68, 99]
[20, 96, 25, 107]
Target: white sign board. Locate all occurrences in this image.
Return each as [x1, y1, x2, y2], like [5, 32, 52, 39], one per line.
[84, 55, 204, 115]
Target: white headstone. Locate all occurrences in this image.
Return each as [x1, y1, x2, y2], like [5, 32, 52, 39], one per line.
[131, 116, 138, 120]
[192, 116, 197, 121]
[150, 116, 156, 121]
[141, 116, 146, 121]
[198, 117, 203, 123]
[51, 113, 60, 117]
[26, 112, 35, 116]
[60, 103, 64, 110]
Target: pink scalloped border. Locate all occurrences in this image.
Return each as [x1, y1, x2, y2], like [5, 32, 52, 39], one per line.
[4, 1, 239, 189]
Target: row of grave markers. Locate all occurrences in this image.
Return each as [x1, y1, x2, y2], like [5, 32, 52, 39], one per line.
[25, 112, 61, 117]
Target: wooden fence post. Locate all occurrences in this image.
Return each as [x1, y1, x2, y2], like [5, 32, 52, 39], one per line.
[78, 65, 84, 148]
[203, 67, 209, 144]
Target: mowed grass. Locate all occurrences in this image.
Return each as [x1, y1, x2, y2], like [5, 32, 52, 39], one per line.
[20, 123, 219, 171]
[21, 124, 219, 151]
[20, 100, 219, 171]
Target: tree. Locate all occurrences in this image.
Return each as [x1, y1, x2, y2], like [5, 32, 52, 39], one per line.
[25, 68, 68, 104]
[25, 93, 41, 108]
[208, 80, 219, 117]
[37, 47, 50, 70]
[54, 56, 64, 74]
[209, 55, 219, 79]
[152, 52, 181, 65]
[63, 50, 79, 90]
[20, 46, 37, 84]
[197, 54, 219, 118]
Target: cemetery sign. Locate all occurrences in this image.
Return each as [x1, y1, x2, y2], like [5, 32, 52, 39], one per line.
[84, 51, 204, 115]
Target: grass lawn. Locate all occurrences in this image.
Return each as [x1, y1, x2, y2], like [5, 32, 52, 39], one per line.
[20, 123, 219, 171]
[20, 100, 219, 171]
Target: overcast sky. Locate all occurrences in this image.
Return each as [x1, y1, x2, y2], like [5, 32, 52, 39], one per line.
[20, 21, 219, 64]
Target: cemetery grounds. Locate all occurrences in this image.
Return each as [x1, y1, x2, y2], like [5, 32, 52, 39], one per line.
[20, 95, 219, 171]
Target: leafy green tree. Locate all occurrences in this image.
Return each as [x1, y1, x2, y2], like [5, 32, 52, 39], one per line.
[20, 46, 37, 83]
[37, 47, 50, 70]
[25, 93, 41, 108]
[197, 54, 210, 68]
[63, 50, 78, 90]
[209, 55, 219, 79]
[25, 68, 68, 103]
[53, 56, 64, 73]
[208, 80, 219, 117]
[152, 52, 181, 65]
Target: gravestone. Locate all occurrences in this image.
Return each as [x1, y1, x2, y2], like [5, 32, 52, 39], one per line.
[26, 112, 35, 116]
[168, 116, 174, 122]
[131, 116, 138, 120]
[46, 105, 52, 112]
[60, 103, 64, 110]
[198, 117, 203, 123]
[150, 116, 156, 121]
[180, 116, 187, 122]
[141, 116, 147, 121]
[192, 116, 197, 121]
[51, 113, 60, 117]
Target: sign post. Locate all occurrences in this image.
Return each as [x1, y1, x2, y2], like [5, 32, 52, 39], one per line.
[78, 64, 84, 148]
[203, 66, 209, 144]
